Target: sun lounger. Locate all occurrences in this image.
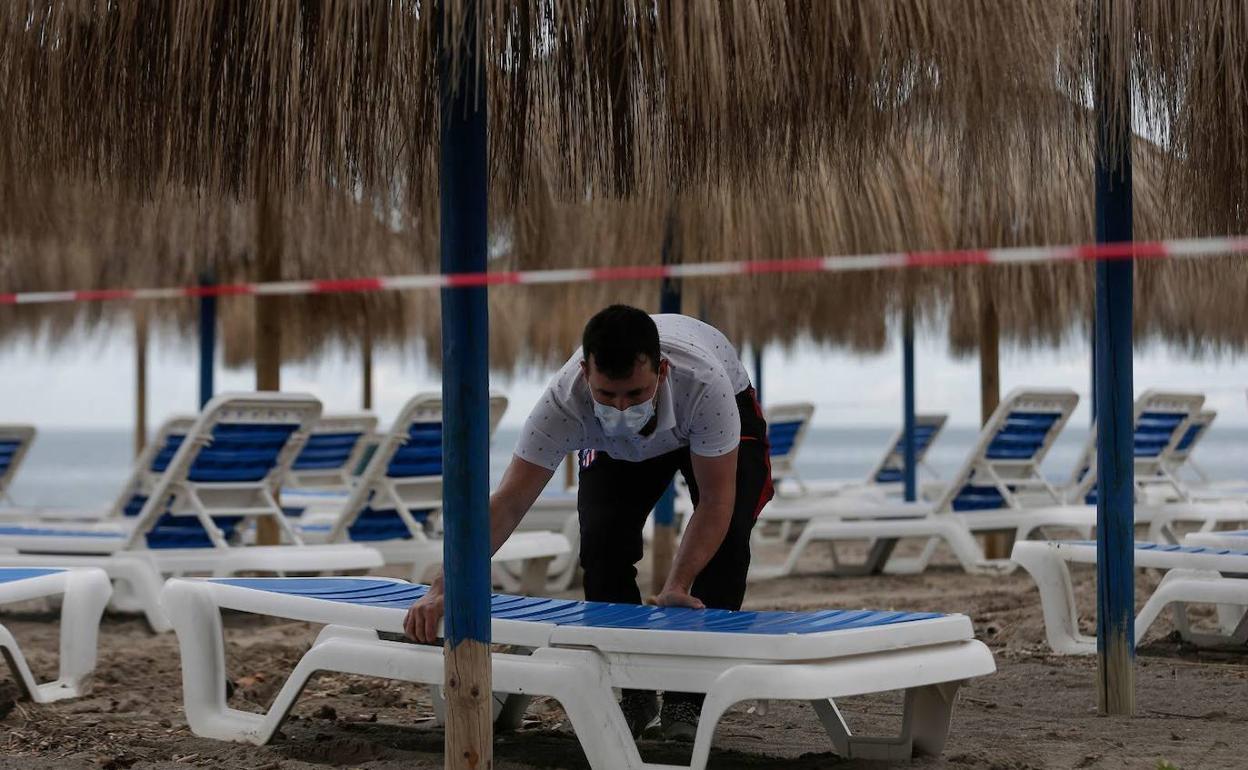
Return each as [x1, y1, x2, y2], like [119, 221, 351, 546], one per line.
[1164, 410, 1216, 484]
[161, 575, 995, 767]
[283, 413, 379, 492]
[286, 393, 568, 591]
[1071, 394, 1248, 540]
[0, 415, 194, 522]
[0, 425, 35, 505]
[1, 567, 111, 702]
[1184, 529, 1248, 550]
[753, 388, 1083, 578]
[757, 388, 1248, 579]
[764, 402, 814, 494]
[1012, 540, 1248, 654]
[0, 393, 384, 631]
[1066, 390, 1207, 506]
[778, 413, 948, 501]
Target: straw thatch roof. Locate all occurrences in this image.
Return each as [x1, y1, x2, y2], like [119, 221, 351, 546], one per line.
[1, 2, 1087, 210]
[4, 2, 1248, 369]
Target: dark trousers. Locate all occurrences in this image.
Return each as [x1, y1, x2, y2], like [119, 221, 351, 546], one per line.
[578, 385, 774, 620]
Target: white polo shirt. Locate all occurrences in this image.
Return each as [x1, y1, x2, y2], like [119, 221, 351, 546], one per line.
[514, 314, 752, 471]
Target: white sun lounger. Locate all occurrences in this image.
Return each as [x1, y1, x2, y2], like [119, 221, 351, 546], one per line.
[1066, 390, 1206, 505]
[0, 393, 383, 631]
[1012, 540, 1248, 654]
[0, 415, 196, 523]
[287, 393, 568, 591]
[1070, 393, 1248, 539]
[753, 388, 1083, 578]
[161, 576, 995, 767]
[763, 402, 814, 494]
[775, 412, 948, 501]
[759, 389, 1248, 579]
[1164, 410, 1216, 484]
[1184, 529, 1248, 549]
[0, 425, 35, 506]
[1, 567, 112, 702]
[283, 413, 379, 493]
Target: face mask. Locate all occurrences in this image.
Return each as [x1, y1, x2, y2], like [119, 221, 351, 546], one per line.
[593, 376, 661, 437]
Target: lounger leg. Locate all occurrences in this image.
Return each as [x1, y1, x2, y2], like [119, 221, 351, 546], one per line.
[1011, 544, 1093, 654]
[518, 556, 554, 596]
[1229, 608, 1248, 645]
[883, 537, 938, 575]
[904, 681, 962, 756]
[37, 570, 112, 702]
[109, 559, 173, 633]
[162, 580, 297, 743]
[0, 626, 39, 701]
[809, 682, 962, 761]
[943, 525, 1014, 577]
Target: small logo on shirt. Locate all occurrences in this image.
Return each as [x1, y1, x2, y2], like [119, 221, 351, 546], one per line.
[579, 449, 597, 468]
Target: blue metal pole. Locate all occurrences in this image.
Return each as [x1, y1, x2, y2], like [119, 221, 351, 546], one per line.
[1093, 29, 1136, 717]
[902, 303, 917, 503]
[1090, 327, 1097, 426]
[438, 0, 493, 759]
[198, 272, 216, 409]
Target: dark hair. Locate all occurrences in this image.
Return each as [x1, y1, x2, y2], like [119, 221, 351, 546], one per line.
[582, 305, 660, 380]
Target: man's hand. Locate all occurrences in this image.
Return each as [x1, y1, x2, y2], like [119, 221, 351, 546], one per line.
[404, 573, 445, 643]
[648, 586, 706, 609]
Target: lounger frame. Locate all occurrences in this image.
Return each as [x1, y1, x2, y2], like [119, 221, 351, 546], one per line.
[162, 576, 995, 768]
[0, 567, 111, 701]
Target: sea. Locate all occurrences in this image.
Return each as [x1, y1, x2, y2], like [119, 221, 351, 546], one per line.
[8, 424, 1248, 508]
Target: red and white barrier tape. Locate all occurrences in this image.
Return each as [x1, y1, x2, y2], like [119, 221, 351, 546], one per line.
[3, 236, 1246, 306]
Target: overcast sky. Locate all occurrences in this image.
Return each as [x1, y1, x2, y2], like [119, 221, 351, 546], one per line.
[2, 320, 1245, 432]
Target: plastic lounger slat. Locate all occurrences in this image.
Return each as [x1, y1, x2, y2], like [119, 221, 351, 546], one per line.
[1065, 540, 1248, 557]
[211, 579, 945, 634]
[293, 432, 364, 470]
[0, 568, 64, 583]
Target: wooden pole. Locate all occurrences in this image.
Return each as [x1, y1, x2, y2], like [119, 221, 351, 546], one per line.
[651, 214, 680, 594]
[134, 307, 148, 457]
[439, 1, 493, 765]
[1093, 3, 1136, 717]
[254, 185, 283, 547]
[979, 296, 1011, 559]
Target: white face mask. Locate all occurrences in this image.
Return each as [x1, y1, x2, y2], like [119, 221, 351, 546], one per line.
[593, 371, 661, 437]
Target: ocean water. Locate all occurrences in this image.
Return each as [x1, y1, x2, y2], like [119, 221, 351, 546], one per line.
[7, 424, 1248, 508]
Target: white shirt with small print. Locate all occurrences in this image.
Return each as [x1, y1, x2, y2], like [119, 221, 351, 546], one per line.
[514, 314, 752, 471]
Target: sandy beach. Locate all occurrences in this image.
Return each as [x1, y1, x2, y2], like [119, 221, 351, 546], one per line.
[2, 539, 1244, 770]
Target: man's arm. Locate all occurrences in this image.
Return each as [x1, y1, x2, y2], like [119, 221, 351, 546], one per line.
[653, 448, 738, 608]
[404, 455, 555, 642]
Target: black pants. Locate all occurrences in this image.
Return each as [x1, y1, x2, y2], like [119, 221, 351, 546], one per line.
[578, 387, 774, 612]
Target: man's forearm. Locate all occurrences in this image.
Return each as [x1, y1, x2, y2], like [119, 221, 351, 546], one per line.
[488, 492, 527, 554]
[664, 502, 732, 592]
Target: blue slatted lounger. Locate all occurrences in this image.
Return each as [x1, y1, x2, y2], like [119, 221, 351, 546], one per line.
[161, 575, 994, 767]
[0, 393, 384, 632]
[0, 415, 193, 524]
[288, 393, 568, 592]
[1012, 539, 1248, 654]
[284, 413, 379, 494]
[0, 425, 35, 506]
[755, 388, 1086, 579]
[0, 567, 112, 702]
[767, 405, 949, 500]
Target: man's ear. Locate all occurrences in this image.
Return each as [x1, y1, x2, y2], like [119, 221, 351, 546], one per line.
[579, 359, 590, 379]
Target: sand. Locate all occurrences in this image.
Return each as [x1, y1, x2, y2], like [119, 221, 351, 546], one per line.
[2, 539, 1245, 769]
